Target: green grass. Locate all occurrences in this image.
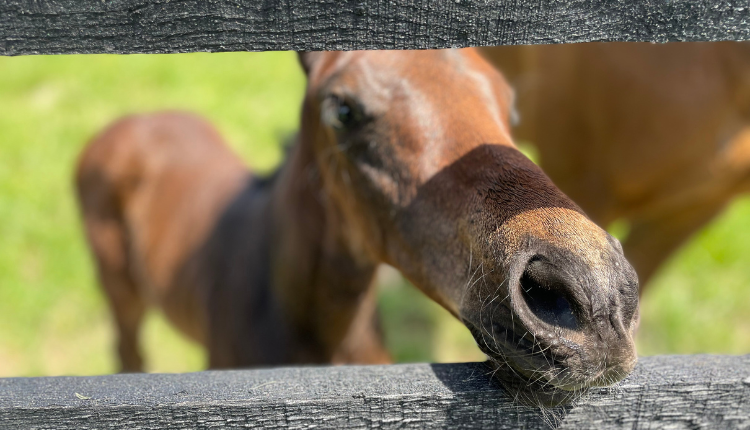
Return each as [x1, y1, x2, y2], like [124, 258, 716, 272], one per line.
[637, 197, 750, 355]
[0, 52, 747, 377]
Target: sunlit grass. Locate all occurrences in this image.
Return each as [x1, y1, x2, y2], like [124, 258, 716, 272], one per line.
[0, 52, 747, 377]
[638, 197, 750, 355]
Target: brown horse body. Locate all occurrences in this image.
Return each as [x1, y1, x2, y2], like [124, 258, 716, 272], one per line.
[76, 111, 389, 369]
[77, 49, 639, 405]
[481, 42, 750, 288]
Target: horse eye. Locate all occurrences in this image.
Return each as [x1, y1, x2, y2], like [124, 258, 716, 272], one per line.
[337, 102, 353, 127]
[324, 96, 362, 131]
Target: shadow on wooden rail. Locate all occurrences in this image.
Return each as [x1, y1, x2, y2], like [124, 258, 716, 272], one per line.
[0, 355, 748, 429]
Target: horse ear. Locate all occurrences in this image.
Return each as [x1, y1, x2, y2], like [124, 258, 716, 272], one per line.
[297, 51, 323, 76]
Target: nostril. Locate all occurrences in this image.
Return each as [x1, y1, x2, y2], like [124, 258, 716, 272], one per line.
[519, 257, 579, 330]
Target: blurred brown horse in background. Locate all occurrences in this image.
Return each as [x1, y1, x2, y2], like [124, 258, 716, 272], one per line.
[482, 42, 750, 290]
[76, 48, 638, 406]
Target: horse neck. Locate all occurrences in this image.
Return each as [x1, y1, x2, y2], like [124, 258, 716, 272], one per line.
[263, 133, 387, 364]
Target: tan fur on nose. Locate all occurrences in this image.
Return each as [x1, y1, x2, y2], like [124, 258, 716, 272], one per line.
[497, 207, 612, 268]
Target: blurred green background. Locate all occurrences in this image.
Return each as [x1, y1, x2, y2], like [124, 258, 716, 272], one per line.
[0, 52, 747, 377]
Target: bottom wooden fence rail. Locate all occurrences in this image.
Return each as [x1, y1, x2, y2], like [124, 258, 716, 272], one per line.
[0, 355, 748, 429]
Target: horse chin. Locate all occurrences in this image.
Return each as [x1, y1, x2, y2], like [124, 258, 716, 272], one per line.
[485, 359, 587, 407]
[463, 319, 586, 406]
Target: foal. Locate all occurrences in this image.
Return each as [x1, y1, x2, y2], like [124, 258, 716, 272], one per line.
[77, 49, 639, 405]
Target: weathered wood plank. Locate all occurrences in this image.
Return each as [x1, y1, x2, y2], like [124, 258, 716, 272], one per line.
[1, 355, 748, 429]
[1, 0, 750, 56]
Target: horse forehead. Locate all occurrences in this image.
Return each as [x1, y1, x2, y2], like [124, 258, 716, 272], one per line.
[327, 50, 512, 153]
[346, 50, 513, 158]
[341, 49, 489, 94]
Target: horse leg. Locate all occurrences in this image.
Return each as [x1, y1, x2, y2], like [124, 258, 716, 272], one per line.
[572, 165, 729, 291]
[101, 259, 146, 373]
[83, 213, 146, 373]
[623, 195, 730, 295]
[331, 285, 392, 365]
[626, 126, 750, 292]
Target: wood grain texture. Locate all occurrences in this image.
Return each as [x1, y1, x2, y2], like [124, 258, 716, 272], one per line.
[1, 355, 748, 429]
[2, 0, 750, 55]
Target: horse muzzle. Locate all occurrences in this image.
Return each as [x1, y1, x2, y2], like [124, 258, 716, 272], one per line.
[462, 235, 639, 406]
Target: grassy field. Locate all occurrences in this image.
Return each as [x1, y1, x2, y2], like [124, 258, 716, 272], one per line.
[0, 52, 747, 377]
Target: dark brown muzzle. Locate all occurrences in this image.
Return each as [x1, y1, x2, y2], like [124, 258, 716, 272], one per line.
[463, 209, 639, 406]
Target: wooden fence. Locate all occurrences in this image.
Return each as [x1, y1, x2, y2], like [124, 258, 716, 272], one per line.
[2, 0, 750, 428]
[1, 356, 749, 429]
[2, 0, 750, 55]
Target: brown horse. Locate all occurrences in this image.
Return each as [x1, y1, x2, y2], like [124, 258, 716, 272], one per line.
[76, 49, 639, 406]
[481, 42, 750, 289]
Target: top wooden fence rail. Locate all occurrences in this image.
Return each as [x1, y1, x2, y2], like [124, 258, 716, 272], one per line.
[1, 0, 750, 55]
